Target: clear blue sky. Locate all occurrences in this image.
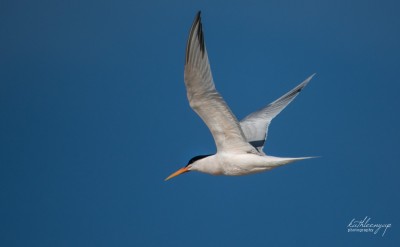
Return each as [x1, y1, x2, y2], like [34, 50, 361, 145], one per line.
[1, 0, 399, 246]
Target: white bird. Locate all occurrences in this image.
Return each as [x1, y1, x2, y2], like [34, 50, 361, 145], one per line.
[165, 11, 315, 181]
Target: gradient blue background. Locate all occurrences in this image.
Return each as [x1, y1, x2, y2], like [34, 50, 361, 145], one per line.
[1, 0, 399, 246]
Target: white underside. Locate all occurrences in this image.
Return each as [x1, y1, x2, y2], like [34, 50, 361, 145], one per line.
[189, 152, 313, 176]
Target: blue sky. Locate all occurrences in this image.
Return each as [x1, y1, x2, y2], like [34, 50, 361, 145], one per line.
[1, 0, 399, 246]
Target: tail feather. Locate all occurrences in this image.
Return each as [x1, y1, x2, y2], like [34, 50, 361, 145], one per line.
[266, 156, 319, 167]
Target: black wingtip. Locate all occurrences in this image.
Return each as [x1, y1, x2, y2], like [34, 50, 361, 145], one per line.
[185, 11, 206, 64]
[196, 16, 205, 56]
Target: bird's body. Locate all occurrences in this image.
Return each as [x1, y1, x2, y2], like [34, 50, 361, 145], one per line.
[190, 153, 312, 176]
[165, 12, 315, 181]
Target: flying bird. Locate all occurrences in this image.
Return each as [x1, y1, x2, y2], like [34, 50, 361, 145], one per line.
[165, 11, 315, 181]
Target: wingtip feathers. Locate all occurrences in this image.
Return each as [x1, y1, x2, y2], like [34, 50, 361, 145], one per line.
[185, 11, 206, 64]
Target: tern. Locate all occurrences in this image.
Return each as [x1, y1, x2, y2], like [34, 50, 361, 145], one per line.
[165, 11, 315, 181]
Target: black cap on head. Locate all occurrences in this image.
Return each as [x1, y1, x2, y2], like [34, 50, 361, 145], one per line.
[186, 154, 211, 167]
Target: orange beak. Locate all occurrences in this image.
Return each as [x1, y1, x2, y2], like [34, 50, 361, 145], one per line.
[165, 167, 189, 181]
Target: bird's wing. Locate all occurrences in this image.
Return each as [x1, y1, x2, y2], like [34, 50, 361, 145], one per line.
[240, 74, 314, 153]
[184, 12, 256, 153]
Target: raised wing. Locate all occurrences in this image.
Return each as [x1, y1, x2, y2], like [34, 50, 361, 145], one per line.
[184, 12, 256, 153]
[240, 74, 314, 153]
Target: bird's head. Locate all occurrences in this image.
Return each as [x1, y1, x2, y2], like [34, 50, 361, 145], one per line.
[165, 154, 211, 181]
